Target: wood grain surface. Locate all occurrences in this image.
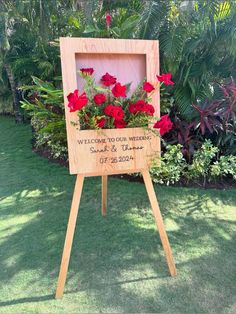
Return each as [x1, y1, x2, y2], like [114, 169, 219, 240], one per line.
[60, 37, 160, 175]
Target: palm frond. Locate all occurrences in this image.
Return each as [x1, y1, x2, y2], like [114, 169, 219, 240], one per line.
[174, 85, 194, 119]
[160, 25, 186, 61]
[139, 0, 171, 39]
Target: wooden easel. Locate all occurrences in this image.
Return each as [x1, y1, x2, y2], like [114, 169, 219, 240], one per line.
[55, 38, 177, 299]
[55, 172, 176, 299]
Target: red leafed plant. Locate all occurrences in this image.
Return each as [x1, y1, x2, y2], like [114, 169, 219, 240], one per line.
[67, 68, 174, 136]
[164, 115, 201, 161]
[192, 79, 236, 136]
[192, 101, 223, 135]
[165, 78, 236, 159]
[192, 79, 236, 155]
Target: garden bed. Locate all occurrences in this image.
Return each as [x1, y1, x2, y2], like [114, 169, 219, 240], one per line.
[33, 143, 236, 190]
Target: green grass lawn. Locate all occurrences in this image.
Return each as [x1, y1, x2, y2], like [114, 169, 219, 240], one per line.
[0, 116, 236, 314]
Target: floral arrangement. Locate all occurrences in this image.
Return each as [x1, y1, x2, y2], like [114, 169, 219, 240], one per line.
[67, 68, 173, 136]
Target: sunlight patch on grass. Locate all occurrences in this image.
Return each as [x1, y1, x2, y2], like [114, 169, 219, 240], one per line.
[165, 217, 180, 231]
[123, 213, 155, 230]
[0, 213, 38, 226]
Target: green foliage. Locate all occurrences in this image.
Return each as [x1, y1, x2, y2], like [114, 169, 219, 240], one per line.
[210, 155, 236, 180]
[95, 0, 236, 120]
[151, 140, 236, 186]
[1, 0, 235, 178]
[20, 77, 67, 160]
[83, 6, 141, 39]
[139, 0, 171, 39]
[187, 140, 219, 184]
[0, 0, 85, 114]
[1, 0, 236, 121]
[150, 144, 186, 185]
[139, 0, 236, 119]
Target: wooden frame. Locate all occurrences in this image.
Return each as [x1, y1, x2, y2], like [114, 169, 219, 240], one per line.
[55, 38, 176, 299]
[60, 37, 160, 175]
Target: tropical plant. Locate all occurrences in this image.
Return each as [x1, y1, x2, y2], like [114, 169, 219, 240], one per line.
[20, 77, 67, 159]
[0, 0, 85, 118]
[83, 0, 236, 119]
[191, 79, 236, 155]
[83, 2, 141, 39]
[139, 0, 236, 119]
[164, 114, 200, 161]
[210, 155, 236, 180]
[187, 140, 219, 186]
[150, 143, 187, 185]
[151, 140, 236, 186]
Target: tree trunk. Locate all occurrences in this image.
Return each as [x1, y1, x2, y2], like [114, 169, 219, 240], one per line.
[4, 63, 23, 123]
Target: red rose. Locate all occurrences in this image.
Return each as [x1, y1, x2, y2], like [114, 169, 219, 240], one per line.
[129, 103, 138, 114]
[95, 117, 106, 128]
[136, 100, 146, 112]
[144, 104, 155, 116]
[67, 89, 88, 112]
[143, 82, 155, 93]
[101, 72, 117, 86]
[104, 104, 114, 116]
[112, 106, 125, 120]
[129, 100, 146, 114]
[112, 83, 126, 98]
[106, 14, 111, 28]
[104, 104, 124, 121]
[114, 119, 126, 128]
[153, 114, 173, 136]
[129, 100, 155, 116]
[80, 68, 94, 75]
[157, 73, 174, 85]
[93, 93, 106, 105]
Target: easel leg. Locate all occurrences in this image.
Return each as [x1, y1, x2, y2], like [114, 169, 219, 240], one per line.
[101, 175, 107, 216]
[55, 175, 85, 299]
[142, 170, 177, 277]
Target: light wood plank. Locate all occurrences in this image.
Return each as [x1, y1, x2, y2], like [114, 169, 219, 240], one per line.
[55, 175, 85, 299]
[142, 169, 177, 277]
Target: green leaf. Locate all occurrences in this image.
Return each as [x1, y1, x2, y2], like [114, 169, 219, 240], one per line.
[83, 25, 97, 34]
[31, 76, 54, 90]
[111, 27, 121, 37]
[125, 82, 132, 94]
[94, 86, 108, 93]
[120, 15, 139, 31]
[68, 16, 80, 29]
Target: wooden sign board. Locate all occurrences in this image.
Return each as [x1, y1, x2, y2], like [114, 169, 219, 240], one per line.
[74, 128, 159, 176]
[60, 37, 160, 175]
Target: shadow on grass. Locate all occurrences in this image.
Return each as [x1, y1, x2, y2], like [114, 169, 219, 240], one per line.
[0, 116, 236, 313]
